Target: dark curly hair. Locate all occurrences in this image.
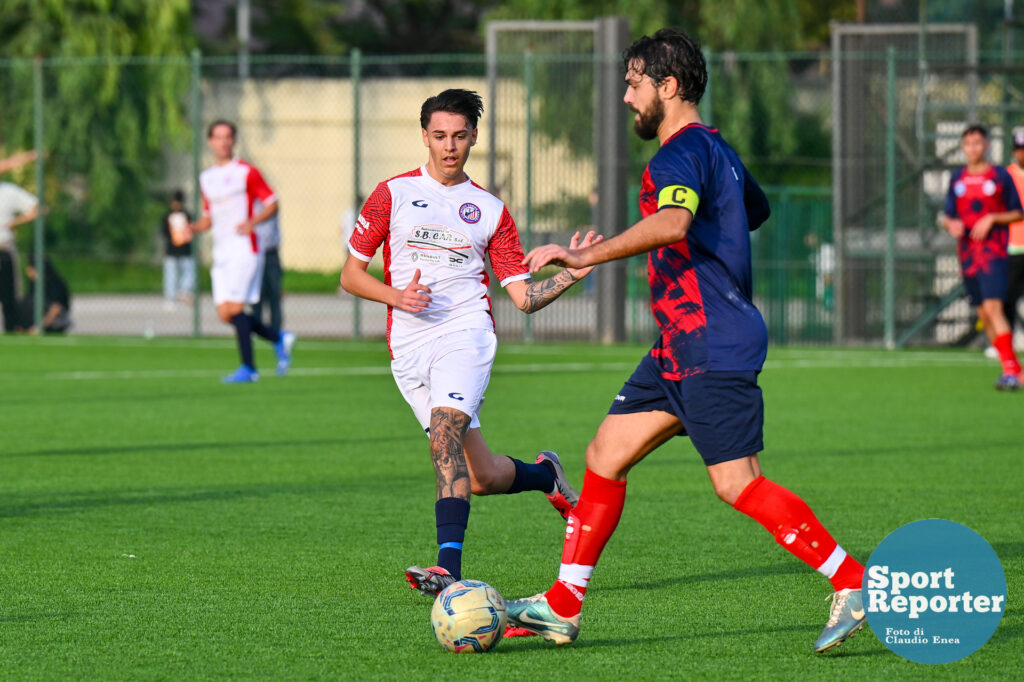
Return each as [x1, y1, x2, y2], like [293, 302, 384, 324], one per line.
[420, 89, 484, 130]
[622, 28, 707, 105]
[962, 124, 987, 139]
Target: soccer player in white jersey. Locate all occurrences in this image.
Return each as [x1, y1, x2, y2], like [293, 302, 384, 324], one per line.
[340, 89, 600, 597]
[190, 120, 295, 383]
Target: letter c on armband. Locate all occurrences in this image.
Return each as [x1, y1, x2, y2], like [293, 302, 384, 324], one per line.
[657, 184, 700, 214]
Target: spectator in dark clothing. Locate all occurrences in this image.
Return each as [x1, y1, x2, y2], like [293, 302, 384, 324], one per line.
[17, 256, 71, 334]
[0, 178, 39, 332]
[161, 189, 195, 306]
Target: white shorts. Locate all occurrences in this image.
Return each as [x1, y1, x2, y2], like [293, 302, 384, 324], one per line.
[212, 249, 264, 305]
[390, 328, 497, 433]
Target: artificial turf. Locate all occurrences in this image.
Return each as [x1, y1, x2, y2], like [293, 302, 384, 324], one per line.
[0, 336, 1019, 680]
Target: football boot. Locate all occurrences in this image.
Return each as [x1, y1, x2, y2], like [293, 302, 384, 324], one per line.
[814, 588, 866, 652]
[405, 565, 456, 598]
[505, 593, 580, 645]
[536, 451, 579, 520]
[222, 365, 259, 384]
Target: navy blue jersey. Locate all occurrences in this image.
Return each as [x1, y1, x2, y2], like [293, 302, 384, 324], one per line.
[638, 123, 769, 379]
[943, 165, 1021, 276]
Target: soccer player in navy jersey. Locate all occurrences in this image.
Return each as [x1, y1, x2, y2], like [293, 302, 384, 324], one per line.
[942, 125, 1024, 389]
[507, 28, 867, 653]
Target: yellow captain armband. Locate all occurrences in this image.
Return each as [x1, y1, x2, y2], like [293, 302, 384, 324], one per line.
[657, 185, 700, 214]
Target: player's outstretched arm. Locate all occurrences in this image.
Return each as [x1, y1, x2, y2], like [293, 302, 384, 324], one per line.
[522, 207, 692, 274]
[969, 210, 1024, 241]
[189, 216, 213, 233]
[237, 200, 279, 235]
[340, 256, 431, 313]
[506, 230, 601, 314]
[0, 150, 37, 175]
[7, 204, 38, 231]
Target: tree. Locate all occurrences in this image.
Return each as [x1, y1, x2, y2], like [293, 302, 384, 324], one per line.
[195, 0, 499, 57]
[483, 0, 848, 185]
[0, 1, 194, 255]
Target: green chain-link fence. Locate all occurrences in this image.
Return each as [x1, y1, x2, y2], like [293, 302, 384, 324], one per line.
[2, 42, 1022, 345]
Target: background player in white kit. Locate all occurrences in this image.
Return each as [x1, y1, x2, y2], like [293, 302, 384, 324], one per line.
[340, 89, 600, 596]
[190, 120, 295, 383]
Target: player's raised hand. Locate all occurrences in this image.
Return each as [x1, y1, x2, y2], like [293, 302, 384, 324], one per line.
[565, 229, 603, 279]
[522, 243, 582, 274]
[396, 268, 432, 313]
[0, 149, 38, 174]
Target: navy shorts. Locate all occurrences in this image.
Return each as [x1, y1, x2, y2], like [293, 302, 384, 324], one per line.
[607, 354, 764, 466]
[963, 258, 1008, 306]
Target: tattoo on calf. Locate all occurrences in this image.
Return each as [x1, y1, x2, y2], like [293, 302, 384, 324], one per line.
[429, 407, 471, 500]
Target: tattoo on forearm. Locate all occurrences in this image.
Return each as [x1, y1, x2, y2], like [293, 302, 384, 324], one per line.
[429, 407, 471, 501]
[519, 269, 579, 313]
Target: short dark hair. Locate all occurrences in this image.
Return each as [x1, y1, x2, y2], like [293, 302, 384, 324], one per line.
[963, 124, 988, 139]
[171, 189, 185, 203]
[420, 89, 484, 130]
[207, 119, 237, 138]
[623, 28, 707, 105]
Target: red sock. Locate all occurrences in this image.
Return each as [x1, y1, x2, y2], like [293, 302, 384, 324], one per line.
[544, 469, 627, 618]
[733, 476, 863, 591]
[993, 333, 1021, 375]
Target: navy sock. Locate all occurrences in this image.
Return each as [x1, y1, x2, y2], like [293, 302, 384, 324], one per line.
[435, 497, 470, 580]
[230, 313, 255, 370]
[248, 313, 280, 343]
[504, 457, 556, 494]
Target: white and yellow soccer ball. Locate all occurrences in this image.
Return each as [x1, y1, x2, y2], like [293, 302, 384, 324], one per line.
[430, 580, 507, 653]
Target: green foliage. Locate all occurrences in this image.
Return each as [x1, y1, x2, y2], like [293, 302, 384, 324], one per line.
[483, 0, 700, 43]
[198, 0, 343, 57]
[0, 1, 194, 256]
[796, 0, 857, 49]
[483, 0, 844, 185]
[199, 0, 499, 56]
[698, 2, 801, 183]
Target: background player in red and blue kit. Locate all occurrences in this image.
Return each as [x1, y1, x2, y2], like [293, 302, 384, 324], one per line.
[507, 28, 867, 653]
[942, 125, 1024, 390]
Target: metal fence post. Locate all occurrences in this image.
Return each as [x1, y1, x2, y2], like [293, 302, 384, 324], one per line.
[884, 46, 897, 349]
[32, 57, 45, 334]
[523, 50, 534, 343]
[595, 16, 630, 344]
[190, 48, 203, 337]
[486, 24, 498, 194]
[830, 30, 844, 345]
[351, 48, 362, 341]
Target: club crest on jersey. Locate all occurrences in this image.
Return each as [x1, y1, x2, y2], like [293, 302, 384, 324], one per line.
[459, 202, 481, 224]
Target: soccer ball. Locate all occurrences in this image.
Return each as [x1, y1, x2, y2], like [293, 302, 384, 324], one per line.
[430, 580, 507, 653]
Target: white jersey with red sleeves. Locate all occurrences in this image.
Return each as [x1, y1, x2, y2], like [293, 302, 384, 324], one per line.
[348, 166, 530, 357]
[200, 157, 276, 261]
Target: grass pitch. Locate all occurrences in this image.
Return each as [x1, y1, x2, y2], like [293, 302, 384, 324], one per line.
[0, 336, 1020, 680]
